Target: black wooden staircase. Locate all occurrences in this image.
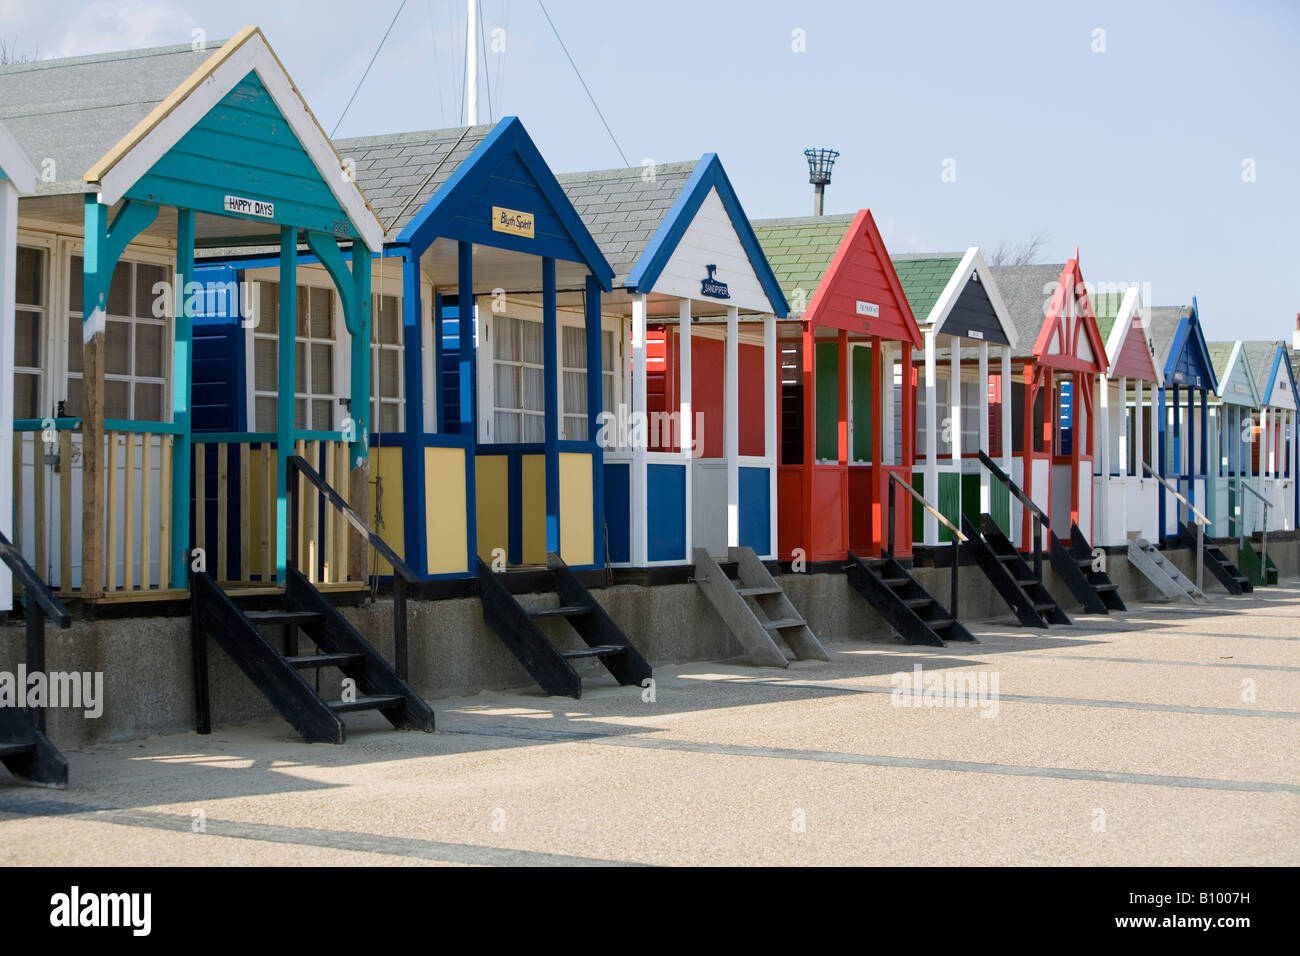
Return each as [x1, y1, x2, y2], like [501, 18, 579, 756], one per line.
[1238, 538, 1278, 587]
[847, 551, 976, 647]
[189, 454, 434, 742]
[0, 531, 72, 788]
[963, 514, 1071, 628]
[1180, 522, 1252, 594]
[477, 552, 651, 698]
[1052, 523, 1126, 613]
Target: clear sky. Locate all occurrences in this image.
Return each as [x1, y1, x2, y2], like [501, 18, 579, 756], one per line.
[4, 0, 1298, 341]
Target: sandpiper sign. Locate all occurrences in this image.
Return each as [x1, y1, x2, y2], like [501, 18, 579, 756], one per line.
[700, 264, 730, 299]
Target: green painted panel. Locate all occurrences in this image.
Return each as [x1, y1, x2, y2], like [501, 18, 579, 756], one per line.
[960, 473, 981, 527]
[911, 471, 924, 539]
[936, 471, 961, 543]
[989, 482, 1011, 535]
[852, 345, 872, 462]
[816, 341, 839, 461]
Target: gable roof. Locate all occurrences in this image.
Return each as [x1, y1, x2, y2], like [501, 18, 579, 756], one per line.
[0, 118, 36, 193]
[1149, 299, 1216, 390]
[557, 160, 699, 286]
[1243, 340, 1299, 408]
[337, 125, 494, 238]
[752, 214, 857, 305]
[392, 116, 614, 289]
[989, 260, 1108, 370]
[1207, 340, 1260, 406]
[892, 248, 1017, 348]
[756, 210, 919, 346]
[0, 41, 212, 197]
[1095, 285, 1161, 384]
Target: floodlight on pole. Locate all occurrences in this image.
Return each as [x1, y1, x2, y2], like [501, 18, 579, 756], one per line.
[804, 147, 839, 216]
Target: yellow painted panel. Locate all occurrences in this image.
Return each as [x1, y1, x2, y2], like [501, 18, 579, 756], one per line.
[521, 454, 547, 565]
[425, 446, 468, 575]
[474, 454, 509, 564]
[370, 446, 405, 575]
[559, 452, 594, 566]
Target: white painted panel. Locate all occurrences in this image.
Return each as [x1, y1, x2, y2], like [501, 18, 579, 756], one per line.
[1010, 457, 1025, 549]
[651, 188, 771, 313]
[1050, 464, 1072, 536]
[1031, 458, 1051, 547]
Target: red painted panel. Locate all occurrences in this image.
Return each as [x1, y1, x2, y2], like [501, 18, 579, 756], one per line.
[739, 341, 766, 457]
[848, 464, 874, 554]
[810, 464, 846, 559]
[657, 330, 766, 459]
[1110, 320, 1159, 381]
[777, 465, 805, 560]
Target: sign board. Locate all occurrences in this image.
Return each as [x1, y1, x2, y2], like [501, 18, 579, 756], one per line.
[700, 264, 730, 299]
[856, 301, 880, 318]
[492, 206, 535, 239]
[224, 195, 274, 219]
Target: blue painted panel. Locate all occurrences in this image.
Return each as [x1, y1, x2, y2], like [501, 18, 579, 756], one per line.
[440, 297, 464, 435]
[1058, 380, 1073, 456]
[738, 466, 771, 555]
[126, 72, 356, 240]
[646, 463, 686, 562]
[604, 462, 630, 563]
[191, 263, 245, 433]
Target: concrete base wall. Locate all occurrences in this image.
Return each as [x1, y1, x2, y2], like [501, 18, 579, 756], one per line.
[4, 536, 1297, 750]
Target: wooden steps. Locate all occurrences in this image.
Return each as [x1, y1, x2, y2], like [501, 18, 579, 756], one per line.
[476, 552, 651, 698]
[845, 551, 976, 647]
[1179, 523, 1252, 594]
[1126, 538, 1207, 603]
[693, 547, 828, 667]
[962, 514, 1071, 628]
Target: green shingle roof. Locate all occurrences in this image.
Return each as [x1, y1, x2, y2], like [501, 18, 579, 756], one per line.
[891, 254, 963, 322]
[1090, 288, 1127, 341]
[751, 215, 855, 301]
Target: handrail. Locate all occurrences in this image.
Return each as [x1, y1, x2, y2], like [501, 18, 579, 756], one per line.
[888, 473, 967, 542]
[1141, 463, 1210, 527]
[0, 531, 71, 628]
[286, 454, 415, 680]
[0, 530, 72, 734]
[287, 455, 417, 581]
[1233, 477, 1272, 510]
[976, 451, 1050, 527]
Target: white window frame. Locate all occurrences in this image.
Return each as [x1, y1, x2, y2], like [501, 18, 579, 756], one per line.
[370, 290, 405, 433]
[12, 242, 49, 421]
[64, 245, 174, 423]
[476, 297, 621, 444]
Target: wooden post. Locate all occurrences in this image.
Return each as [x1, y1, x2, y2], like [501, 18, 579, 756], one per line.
[870, 336, 884, 554]
[585, 274, 605, 567]
[726, 306, 741, 548]
[978, 341, 990, 514]
[275, 226, 296, 582]
[81, 197, 108, 599]
[835, 327, 847, 553]
[630, 293, 648, 565]
[679, 298, 692, 557]
[400, 252, 428, 578]
[172, 208, 195, 586]
[0, 180, 16, 609]
[348, 241, 372, 580]
[923, 329, 938, 544]
[542, 256, 560, 554]
[763, 312, 777, 559]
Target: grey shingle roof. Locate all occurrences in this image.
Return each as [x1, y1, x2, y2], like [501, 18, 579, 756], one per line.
[1147, 306, 1193, 370]
[1207, 341, 1237, 383]
[987, 264, 1067, 357]
[0, 42, 218, 196]
[555, 162, 697, 287]
[1242, 340, 1288, 405]
[335, 125, 493, 239]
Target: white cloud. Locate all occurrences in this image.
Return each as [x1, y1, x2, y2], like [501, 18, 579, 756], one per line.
[47, 0, 196, 58]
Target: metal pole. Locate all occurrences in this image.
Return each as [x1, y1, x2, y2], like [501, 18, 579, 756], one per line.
[285, 456, 298, 658]
[1033, 515, 1043, 581]
[1197, 520, 1204, 591]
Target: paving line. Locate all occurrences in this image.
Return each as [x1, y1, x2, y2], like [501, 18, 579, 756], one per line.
[1037, 654, 1300, 672]
[0, 796, 639, 867]
[441, 725, 1300, 795]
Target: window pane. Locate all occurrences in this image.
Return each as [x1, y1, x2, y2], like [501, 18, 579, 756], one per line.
[563, 326, 586, 369]
[15, 310, 41, 367]
[135, 263, 167, 318]
[14, 372, 40, 419]
[254, 338, 277, 391]
[565, 414, 588, 441]
[135, 322, 164, 378]
[107, 262, 130, 316]
[295, 287, 309, 337]
[106, 321, 131, 374]
[310, 288, 333, 338]
[495, 364, 519, 409]
[134, 382, 163, 422]
[523, 413, 545, 443]
[312, 399, 332, 430]
[295, 342, 307, 392]
[495, 411, 520, 443]
[255, 396, 276, 431]
[602, 330, 615, 374]
[563, 369, 587, 420]
[520, 319, 542, 364]
[65, 379, 83, 418]
[522, 365, 543, 413]
[374, 295, 400, 345]
[295, 398, 306, 429]
[603, 373, 614, 417]
[69, 255, 84, 314]
[105, 380, 129, 419]
[377, 349, 400, 399]
[380, 403, 400, 433]
[494, 316, 517, 361]
[259, 282, 279, 329]
[16, 247, 42, 306]
[310, 343, 333, 393]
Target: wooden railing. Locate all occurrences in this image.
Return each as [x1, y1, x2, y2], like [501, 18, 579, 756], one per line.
[103, 422, 179, 595]
[11, 419, 77, 595]
[192, 433, 352, 586]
